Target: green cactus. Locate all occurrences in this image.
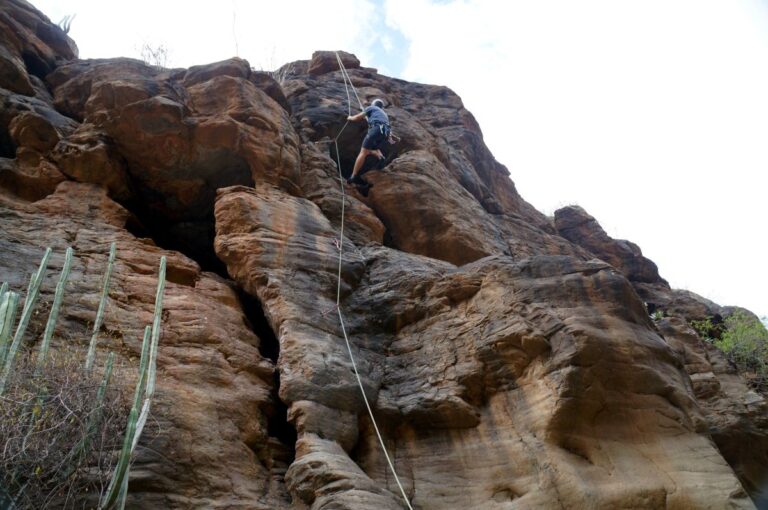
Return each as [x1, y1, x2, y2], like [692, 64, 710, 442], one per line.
[146, 256, 166, 398]
[101, 256, 165, 510]
[0, 248, 51, 395]
[0, 291, 20, 367]
[86, 242, 117, 373]
[34, 248, 73, 377]
[0, 282, 9, 341]
[100, 326, 150, 510]
[0, 245, 167, 508]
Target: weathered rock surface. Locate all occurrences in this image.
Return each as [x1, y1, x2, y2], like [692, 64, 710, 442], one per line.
[0, 182, 288, 509]
[0, 0, 76, 94]
[555, 204, 667, 285]
[283, 62, 584, 267]
[308, 50, 360, 77]
[0, 2, 765, 508]
[657, 317, 768, 508]
[41, 56, 303, 269]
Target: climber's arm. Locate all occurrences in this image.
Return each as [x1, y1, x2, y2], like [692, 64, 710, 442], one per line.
[347, 111, 366, 122]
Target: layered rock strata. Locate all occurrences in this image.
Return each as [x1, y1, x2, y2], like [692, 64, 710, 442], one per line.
[0, 3, 765, 508]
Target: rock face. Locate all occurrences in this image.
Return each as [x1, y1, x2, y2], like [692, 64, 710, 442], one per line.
[0, 183, 288, 509]
[1, 4, 766, 509]
[554, 205, 667, 285]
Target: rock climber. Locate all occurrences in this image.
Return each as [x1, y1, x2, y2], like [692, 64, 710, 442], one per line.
[346, 98, 390, 186]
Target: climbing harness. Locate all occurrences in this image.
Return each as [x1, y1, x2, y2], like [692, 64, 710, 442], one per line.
[331, 52, 414, 510]
[374, 121, 391, 140]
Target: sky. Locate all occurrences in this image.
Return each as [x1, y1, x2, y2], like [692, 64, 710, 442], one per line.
[34, 0, 767, 319]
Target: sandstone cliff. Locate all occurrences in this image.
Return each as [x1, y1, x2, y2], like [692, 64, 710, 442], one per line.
[0, 2, 766, 508]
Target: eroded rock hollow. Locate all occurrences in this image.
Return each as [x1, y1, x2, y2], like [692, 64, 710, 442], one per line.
[0, 2, 765, 508]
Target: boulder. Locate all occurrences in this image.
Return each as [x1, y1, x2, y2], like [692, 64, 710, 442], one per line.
[51, 124, 133, 201]
[308, 50, 360, 76]
[555, 204, 668, 284]
[9, 110, 61, 152]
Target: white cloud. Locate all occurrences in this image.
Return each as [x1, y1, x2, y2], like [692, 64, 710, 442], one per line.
[386, 0, 768, 316]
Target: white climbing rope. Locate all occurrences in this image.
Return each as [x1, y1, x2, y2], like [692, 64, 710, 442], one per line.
[336, 52, 365, 113]
[332, 51, 414, 510]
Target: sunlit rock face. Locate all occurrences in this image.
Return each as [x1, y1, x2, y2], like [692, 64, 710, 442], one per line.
[0, 4, 766, 508]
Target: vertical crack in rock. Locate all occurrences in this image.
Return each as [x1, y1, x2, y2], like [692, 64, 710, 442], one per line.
[238, 289, 297, 497]
[0, 131, 16, 158]
[20, 50, 50, 81]
[327, 135, 359, 180]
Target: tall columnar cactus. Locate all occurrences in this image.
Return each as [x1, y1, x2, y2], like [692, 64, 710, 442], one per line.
[34, 247, 73, 376]
[71, 351, 117, 461]
[101, 256, 166, 510]
[0, 248, 52, 394]
[0, 245, 168, 508]
[100, 327, 150, 510]
[0, 282, 9, 341]
[86, 242, 117, 373]
[0, 291, 20, 367]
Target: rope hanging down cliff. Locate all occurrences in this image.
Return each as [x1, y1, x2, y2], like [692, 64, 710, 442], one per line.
[331, 51, 415, 510]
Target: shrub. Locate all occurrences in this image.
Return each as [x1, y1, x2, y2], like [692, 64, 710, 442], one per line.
[139, 43, 169, 70]
[715, 312, 768, 392]
[0, 348, 127, 509]
[690, 317, 717, 341]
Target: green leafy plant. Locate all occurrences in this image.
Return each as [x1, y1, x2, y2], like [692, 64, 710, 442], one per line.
[690, 317, 717, 342]
[715, 312, 768, 392]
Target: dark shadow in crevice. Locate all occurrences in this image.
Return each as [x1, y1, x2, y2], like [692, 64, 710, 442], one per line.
[382, 229, 395, 250]
[238, 290, 280, 363]
[120, 151, 255, 278]
[711, 431, 768, 508]
[267, 371, 297, 450]
[237, 289, 297, 463]
[123, 204, 229, 278]
[21, 51, 49, 82]
[124, 213, 149, 239]
[0, 130, 16, 159]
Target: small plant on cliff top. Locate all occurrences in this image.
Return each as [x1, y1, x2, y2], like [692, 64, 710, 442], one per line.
[138, 43, 169, 70]
[57, 14, 76, 35]
[715, 312, 768, 392]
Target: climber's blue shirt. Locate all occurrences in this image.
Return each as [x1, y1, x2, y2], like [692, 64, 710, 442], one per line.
[364, 105, 389, 126]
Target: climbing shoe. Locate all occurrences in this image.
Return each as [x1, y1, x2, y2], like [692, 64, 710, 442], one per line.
[347, 175, 364, 185]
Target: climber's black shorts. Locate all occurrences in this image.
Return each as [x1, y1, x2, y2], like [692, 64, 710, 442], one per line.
[362, 124, 388, 150]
